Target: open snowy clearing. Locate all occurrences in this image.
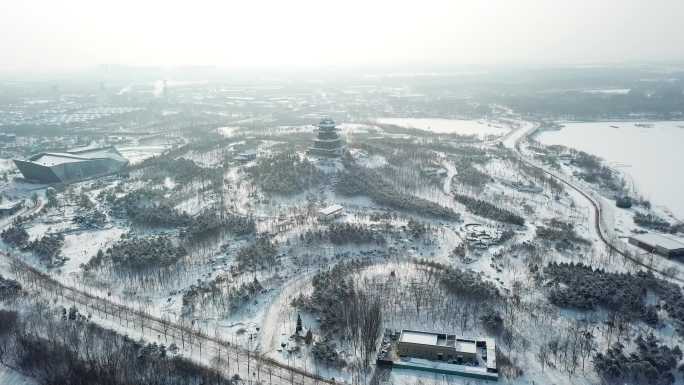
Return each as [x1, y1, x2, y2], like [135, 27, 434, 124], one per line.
[376, 118, 509, 138]
[0, 365, 37, 385]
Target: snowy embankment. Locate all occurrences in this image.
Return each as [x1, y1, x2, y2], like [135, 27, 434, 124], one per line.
[0, 365, 37, 385]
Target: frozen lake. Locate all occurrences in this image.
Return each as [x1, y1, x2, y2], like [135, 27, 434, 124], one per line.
[376, 118, 508, 137]
[537, 121, 684, 219]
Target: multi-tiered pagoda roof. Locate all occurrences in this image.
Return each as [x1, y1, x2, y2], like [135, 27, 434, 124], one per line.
[307, 118, 344, 157]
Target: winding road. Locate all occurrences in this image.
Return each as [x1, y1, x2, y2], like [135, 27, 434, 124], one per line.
[2, 117, 681, 385]
[507, 122, 684, 283]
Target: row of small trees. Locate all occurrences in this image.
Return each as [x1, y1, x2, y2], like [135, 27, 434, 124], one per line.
[414, 259, 501, 300]
[0, 303, 233, 385]
[337, 166, 460, 220]
[634, 212, 672, 232]
[537, 143, 624, 193]
[140, 157, 222, 186]
[0, 221, 29, 246]
[453, 193, 525, 226]
[453, 158, 493, 190]
[594, 334, 682, 385]
[544, 262, 664, 326]
[299, 223, 385, 246]
[182, 276, 264, 317]
[247, 152, 323, 195]
[181, 209, 255, 243]
[109, 188, 191, 227]
[235, 236, 278, 272]
[535, 219, 590, 251]
[0, 275, 21, 298]
[26, 233, 65, 265]
[1, 223, 65, 266]
[84, 236, 187, 273]
[294, 261, 382, 369]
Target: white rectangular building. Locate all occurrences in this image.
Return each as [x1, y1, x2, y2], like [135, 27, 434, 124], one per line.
[629, 233, 684, 257]
[318, 204, 344, 221]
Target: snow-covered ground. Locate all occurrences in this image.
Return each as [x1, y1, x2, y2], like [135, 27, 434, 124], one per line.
[3, 114, 683, 385]
[0, 365, 37, 385]
[0, 158, 16, 173]
[60, 226, 126, 274]
[119, 144, 169, 164]
[377, 118, 509, 138]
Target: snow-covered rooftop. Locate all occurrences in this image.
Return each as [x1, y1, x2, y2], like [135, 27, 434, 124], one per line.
[318, 204, 344, 216]
[400, 330, 438, 345]
[454, 340, 477, 354]
[25, 146, 128, 167]
[631, 233, 684, 251]
[68, 146, 127, 163]
[32, 154, 88, 167]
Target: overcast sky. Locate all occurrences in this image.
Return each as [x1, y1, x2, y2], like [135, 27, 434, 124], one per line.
[1, 0, 683, 72]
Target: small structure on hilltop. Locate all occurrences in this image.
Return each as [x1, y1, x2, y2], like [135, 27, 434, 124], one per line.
[629, 233, 684, 258]
[378, 329, 498, 381]
[308, 118, 344, 157]
[318, 204, 344, 221]
[14, 146, 128, 184]
[463, 223, 501, 250]
[234, 150, 257, 163]
[501, 179, 543, 194]
[421, 166, 448, 178]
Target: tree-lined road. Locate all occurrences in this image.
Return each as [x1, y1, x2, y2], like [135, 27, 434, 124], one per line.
[0, 202, 338, 385]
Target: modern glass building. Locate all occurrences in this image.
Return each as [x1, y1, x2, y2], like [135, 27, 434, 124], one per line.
[14, 146, 128, 184]
[308, 118, 344, 157]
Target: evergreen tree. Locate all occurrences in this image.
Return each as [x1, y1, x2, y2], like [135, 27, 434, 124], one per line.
[296, 313, 303, 335]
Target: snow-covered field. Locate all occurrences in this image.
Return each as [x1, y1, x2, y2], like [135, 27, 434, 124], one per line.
[0, 158, 15, 173]
[3, 114, 684, 385]
[60, 227, 126, 275]
[376, 118, 509, 137]
[119, 144, 169, 164]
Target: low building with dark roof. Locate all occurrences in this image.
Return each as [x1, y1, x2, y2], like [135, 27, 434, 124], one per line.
[14, 146, 128, 184]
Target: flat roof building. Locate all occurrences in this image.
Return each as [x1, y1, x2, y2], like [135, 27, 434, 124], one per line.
[318, 204, 344, 221]
[14, 146, 128, 184]
[398, 330, 478, 364]
[395, 330, 498, 379]
[629, 233, 684, 258]
[234, 150, 257, 163]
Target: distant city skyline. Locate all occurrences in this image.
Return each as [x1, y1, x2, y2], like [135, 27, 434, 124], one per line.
[2, 0, 684, 72]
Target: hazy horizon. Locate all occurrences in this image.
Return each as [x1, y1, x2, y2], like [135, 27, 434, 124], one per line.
[2, 0, 684, 73]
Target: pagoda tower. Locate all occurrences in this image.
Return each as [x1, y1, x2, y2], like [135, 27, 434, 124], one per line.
[307, 118, 344, 157]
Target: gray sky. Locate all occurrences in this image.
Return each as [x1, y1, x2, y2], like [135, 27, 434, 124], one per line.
[1, 0, 683, 72]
